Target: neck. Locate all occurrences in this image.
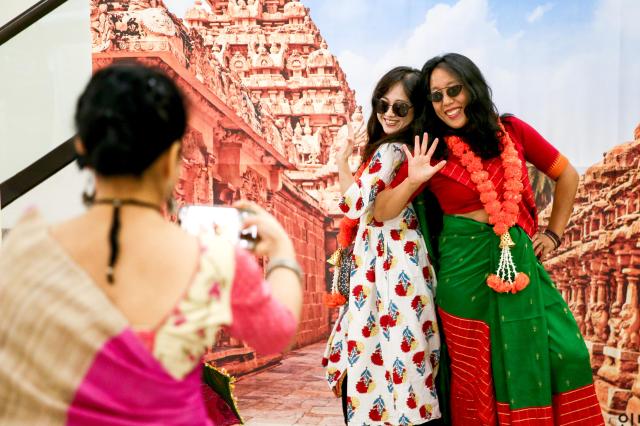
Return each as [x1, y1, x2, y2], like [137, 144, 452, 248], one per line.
[94, 175, 165, 208]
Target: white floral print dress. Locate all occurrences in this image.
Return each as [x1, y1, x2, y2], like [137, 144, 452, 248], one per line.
[323, 142, 441, 425]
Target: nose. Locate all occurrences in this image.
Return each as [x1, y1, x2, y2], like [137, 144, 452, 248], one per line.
[442, 93, 454, 105]
[384, 106, 396, 117]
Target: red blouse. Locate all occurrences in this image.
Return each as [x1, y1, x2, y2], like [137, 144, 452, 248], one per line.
[392, 116, 568, 237]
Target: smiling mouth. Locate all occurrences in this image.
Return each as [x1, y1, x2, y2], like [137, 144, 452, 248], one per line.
[445, 108, 461, 118]
[384, 119, 400, 127]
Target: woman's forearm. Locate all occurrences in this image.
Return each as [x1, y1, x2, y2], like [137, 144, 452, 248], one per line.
[546, 163, 579, 235]
[338, 160, 355, 194]
[373, 178, 421, 222]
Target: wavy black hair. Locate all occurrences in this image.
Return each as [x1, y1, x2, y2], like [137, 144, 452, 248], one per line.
[417, 53, 502, 160]
[361, 66, 422, 163]
[75, 63, 187, 176]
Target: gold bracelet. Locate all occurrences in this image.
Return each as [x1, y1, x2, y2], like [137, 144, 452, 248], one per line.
[265, 258, 303, 281]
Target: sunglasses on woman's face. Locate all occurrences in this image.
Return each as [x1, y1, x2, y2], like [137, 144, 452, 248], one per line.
[373, 99, 413, 118]
[427, 84, 464, 102]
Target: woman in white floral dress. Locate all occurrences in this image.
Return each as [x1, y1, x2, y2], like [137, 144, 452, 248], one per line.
[323, 67, 446, 425]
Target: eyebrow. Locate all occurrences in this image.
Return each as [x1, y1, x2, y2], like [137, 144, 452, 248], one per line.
[430, 82, 461, 92]
[380, 97, 410, 103]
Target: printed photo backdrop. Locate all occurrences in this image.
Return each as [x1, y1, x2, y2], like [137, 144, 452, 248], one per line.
[91, 0, 639, 420]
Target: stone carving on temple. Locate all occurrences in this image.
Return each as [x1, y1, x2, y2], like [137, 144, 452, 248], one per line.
[541, 123, 640, 418]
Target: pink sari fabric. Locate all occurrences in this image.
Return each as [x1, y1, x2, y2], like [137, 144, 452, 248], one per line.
[68, 329, 212, 425]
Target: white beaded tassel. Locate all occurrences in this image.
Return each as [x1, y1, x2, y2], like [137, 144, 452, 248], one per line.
[496, 233, 517, 284]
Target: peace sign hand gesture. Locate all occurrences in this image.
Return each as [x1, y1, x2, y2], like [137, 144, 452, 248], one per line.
[401, 133, 447, 187]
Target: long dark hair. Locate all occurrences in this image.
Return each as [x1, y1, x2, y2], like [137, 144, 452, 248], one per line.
[75, 63, 187, 176]
[361, 66, 421, 163]
[418, 53, 502, 160]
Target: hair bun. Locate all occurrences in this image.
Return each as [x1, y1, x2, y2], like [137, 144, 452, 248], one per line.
[75, 64, 186, 177]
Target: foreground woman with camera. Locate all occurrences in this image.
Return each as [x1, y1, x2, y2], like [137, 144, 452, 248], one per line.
[0, 63, 302, 425]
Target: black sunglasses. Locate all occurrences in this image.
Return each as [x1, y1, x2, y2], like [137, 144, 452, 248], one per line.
[426, 84, 464, 102]
[373, 99, 413, 118]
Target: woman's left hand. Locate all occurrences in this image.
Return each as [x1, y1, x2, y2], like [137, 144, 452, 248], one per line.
[532, 232, 555, 259]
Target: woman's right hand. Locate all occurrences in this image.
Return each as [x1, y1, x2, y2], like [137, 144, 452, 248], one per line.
[335, 121, 355, 166]
[401, 133, 447, 187]
[233, 200, 294, 258]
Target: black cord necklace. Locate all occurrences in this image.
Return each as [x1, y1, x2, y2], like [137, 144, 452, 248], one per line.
[92, 198, 163, 284]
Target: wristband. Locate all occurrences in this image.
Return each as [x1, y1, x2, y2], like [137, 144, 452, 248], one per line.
[266, 258, 303, 281]
[543, 229, 562, 249]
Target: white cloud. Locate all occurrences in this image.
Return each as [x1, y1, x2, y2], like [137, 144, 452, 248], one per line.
[526, 3, 554, 23]
[334, 0, 640, 168]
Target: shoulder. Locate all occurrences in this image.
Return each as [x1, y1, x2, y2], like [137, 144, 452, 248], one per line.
[501, 114, 538, 136]
[1, 209, 47, 259]
[371, 141, 405, 157]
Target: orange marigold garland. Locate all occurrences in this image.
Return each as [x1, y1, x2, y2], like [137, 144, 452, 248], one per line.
[446, 122, 530, 294]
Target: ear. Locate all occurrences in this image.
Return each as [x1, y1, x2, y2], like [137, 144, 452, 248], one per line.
[165, 142, 182, 179]
[74, 137, 87, 156]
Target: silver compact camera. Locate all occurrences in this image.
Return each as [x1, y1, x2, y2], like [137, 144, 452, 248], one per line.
[178, 205, 258, 250]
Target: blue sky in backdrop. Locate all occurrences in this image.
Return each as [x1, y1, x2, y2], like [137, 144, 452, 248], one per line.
[165, 0, 640, 169]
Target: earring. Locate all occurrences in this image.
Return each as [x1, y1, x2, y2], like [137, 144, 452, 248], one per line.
[82, 173, 96, 207]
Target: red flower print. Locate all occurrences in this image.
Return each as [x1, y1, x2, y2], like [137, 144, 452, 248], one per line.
[369, 159, 382, 173]
[392, 370, 404, 384]
[366, 267, 375, 282]
[338, 200, 349, 213]
[356, 377, 369, 393]
[395, 283, 407, 296]
[374, 179, 386, 193]
[352, 285, 364, 298]
[329, 349, 341, 363]
[371, 348, 383, 366]
[412, 351, 425, 367]
[404, 241, 417, 255]
[407, 394, 417, 409]
[419, 405, 428, 418]
[411, 296, 422, 310]
[370, 218, 384, 227]
[425, 373, 433, 388]
[390, 229, 401, 240]
[400, 340, 412, 353]
[422, 266, 431, 280]
[383, 258, 391, 271]
[407, 218, 419, 229]
[379, 314, 397, 328]
[362, 325, 372, 338]
[321, 357, 328, 367]
[369, 408, 383, 421]
[355, 197, 364, 210]
[422, 320, 433, 334]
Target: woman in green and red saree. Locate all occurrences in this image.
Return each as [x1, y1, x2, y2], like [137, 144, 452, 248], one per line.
[378, 53, 604, 425]
[0, 64, 302, 425]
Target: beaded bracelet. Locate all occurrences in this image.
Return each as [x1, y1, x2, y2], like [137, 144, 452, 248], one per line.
[265, 258, 303, 281]
[543, 229, 562, 249]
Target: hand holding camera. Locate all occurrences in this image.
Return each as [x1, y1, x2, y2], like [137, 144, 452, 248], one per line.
[232, 200, 295, 259]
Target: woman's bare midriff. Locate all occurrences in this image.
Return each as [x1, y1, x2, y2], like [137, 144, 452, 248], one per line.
[454, 208, 489, 223]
